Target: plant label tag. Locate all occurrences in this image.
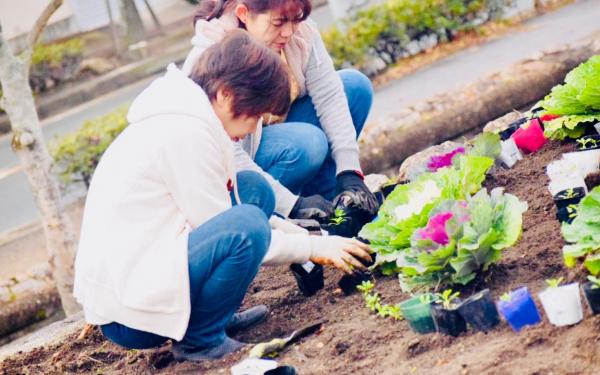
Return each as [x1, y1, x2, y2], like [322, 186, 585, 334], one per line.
[595, 123, 600, 135]
[499, 139, 522, 168]
[301, 261, 315, 273]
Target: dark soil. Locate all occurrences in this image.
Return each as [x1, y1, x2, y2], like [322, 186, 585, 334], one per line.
[3, 140, 600, 375]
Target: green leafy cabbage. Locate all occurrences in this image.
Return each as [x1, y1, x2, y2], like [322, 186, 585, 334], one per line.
[539, 55, 600, 139]
[562, 186, 600, 275]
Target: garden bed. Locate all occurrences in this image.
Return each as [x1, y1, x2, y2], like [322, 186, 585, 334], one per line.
[2, 139, 599, 374]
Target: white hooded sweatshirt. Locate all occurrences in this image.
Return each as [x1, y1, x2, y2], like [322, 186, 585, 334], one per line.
[74, 65, 313, 341]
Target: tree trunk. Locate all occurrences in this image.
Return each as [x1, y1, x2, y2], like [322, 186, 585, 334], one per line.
[142, 0, 164, 35]
[359, 39, 600, 174]
[105, 0, 123, 56]
[120, 0, 147, 46]
[0, 23, 80, 315]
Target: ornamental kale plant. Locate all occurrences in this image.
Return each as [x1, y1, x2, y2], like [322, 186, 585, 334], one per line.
[562, 186, 600, 275]
[396, 188, 527, 291]
[359, 133, 500, 276]
[539, 55, 600, 140]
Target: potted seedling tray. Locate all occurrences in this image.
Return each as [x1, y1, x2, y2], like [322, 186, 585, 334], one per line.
[431, 290, 467, 337]
[583, 276, 600, 315]
[496, 287, 541, 333]
[400, 294, 436, 334]
[337, 248, 376, 296]
[538, 279, 583, 327]
[556, 204, 579, 224]
[498, 117, 527, 141]
[322, 205, 376, 239]
[512, 118, 546, 154]
[290, 262, 324, 297]
[576, 135, 600, 151]
[553, 187, 586, 210]
[457, 289, 500, 332]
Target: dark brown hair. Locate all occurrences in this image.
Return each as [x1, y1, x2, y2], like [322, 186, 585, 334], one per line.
[194, 0, 311, 25]
[190, 30, 291, 118]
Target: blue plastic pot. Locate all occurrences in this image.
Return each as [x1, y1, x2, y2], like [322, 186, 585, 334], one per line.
[496, 287, 541, 332]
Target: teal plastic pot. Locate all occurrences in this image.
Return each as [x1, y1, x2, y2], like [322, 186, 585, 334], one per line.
[400, 295, 436, 334]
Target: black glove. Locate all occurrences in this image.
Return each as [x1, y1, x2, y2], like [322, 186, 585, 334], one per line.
[289, 195, 334, 221]
[333, 170, 380, 215]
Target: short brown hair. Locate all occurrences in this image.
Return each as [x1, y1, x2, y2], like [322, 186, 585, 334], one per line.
[190, 30, 291, 118]
[194, 0, 311, 24]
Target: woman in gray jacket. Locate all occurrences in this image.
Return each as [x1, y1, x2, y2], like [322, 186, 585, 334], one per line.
[182, 0, 379, 225]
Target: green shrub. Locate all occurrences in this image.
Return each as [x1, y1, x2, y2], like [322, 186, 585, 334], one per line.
[323, 0, 506, 72]
[50, 106, 128, 187]
[29, 38, 84, 93]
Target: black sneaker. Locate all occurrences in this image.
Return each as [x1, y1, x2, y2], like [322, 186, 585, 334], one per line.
[226, 305, 269, 336]
[172, 337, 245, 362]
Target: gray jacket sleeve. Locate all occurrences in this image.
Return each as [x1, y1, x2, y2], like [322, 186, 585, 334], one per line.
[303, 30, 362, 175]
[232, 141, 299, 217]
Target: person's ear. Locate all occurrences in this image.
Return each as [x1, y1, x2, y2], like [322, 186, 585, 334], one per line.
[215, 88, 233, 108]
[235, 3, 250, 25]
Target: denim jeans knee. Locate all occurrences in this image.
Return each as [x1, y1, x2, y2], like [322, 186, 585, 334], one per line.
[233, 171, 276, 217]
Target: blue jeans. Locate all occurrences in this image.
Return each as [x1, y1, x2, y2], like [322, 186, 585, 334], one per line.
[255, 69, 373, 201]
[101, 171, 274, 349]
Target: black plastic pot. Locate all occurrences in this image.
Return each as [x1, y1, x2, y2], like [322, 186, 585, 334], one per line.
[457, 289, 500, 332]
[431, 303, 467, 337]
[499, 117, 527, 141]
[322, 205, 376, 238]
[553, 187, 586, 210]
[338, 270, 373, 296]
[556, 204, 579, 224]
[290, 262, 324, 297]
[265, 366, 297, 375]
[583, 282, 600, 315]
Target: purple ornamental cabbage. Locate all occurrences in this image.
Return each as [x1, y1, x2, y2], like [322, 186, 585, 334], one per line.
[418, 212, 454, 245]
[427, 147, 466, 171]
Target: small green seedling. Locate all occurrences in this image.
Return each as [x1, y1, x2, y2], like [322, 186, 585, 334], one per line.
[330, 208, 347, 225]
[559, 188, 578, 200]
[545, 277, 564, 288]
[577, 137, 598, 150]
[435, 289, 460, 309]
[587, 276, 600, 290]
[499, 292, 512, 302]
[357, 281, 403, 320]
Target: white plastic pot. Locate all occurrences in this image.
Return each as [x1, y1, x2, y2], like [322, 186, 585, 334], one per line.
[562, 150, 600, 177]
[538, 283, 583, 327]
[548, 177, 588, 197]
[499, 138, 523, 168]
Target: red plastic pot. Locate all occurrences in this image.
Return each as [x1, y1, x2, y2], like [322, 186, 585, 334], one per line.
[512, 119, 546, 154]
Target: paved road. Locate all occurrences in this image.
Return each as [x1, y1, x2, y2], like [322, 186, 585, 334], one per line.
[370, 0, 600, 121]
[1, 0, 600, 234]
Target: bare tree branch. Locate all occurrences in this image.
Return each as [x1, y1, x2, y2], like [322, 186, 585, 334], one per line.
[26, 0, 64, 50]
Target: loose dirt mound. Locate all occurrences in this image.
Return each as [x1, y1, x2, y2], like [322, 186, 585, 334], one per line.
[2, 140, 600, 375]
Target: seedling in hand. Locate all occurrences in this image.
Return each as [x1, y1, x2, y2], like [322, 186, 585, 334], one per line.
[545, 277, 564, 288]
[435, 289, 460, 309]
[330, 208, 347, 225]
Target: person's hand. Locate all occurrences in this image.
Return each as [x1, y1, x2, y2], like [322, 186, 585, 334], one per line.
[333, 170, 380, 215]
[289, 195, 334, 221]
[308, 235, 372, 274]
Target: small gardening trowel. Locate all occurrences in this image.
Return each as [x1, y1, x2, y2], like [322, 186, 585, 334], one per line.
[248, 322, 323, 359]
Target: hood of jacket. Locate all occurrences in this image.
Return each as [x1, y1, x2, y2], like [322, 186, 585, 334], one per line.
[128, 64, 223, 131]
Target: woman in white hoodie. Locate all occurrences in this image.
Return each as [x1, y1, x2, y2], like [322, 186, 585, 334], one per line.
[183, 0, 380, 225]
[74, 31, 371, 362]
